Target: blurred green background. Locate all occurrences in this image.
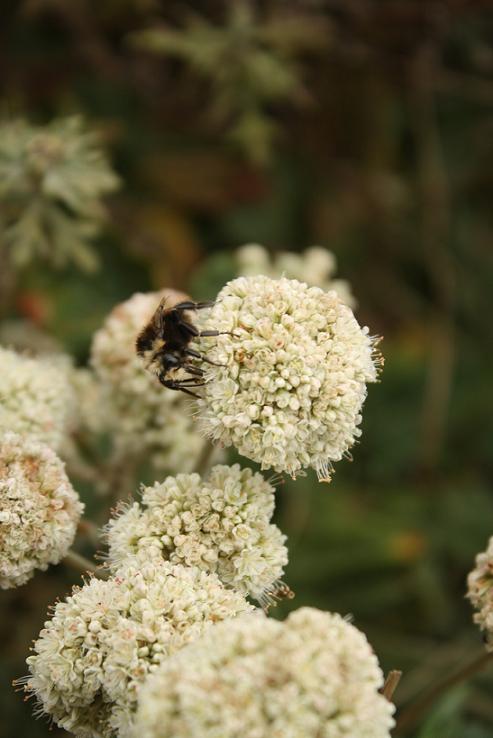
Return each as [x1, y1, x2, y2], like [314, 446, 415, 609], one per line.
[1, 1, 493, 736]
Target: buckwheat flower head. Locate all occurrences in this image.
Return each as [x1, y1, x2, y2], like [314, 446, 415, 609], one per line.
[467, 535, 493, 651]
[237, 244, 355, 307]
[0, 346, 75, 451]
[69, 366, 108, 437]
[105, 464, 289, 606]
[133, 607, 395, 738]
[90, 290, 215, 473]
[0, 432, 83, 589]
[23, 559, 252, 738]
[197, 276, 381, 480]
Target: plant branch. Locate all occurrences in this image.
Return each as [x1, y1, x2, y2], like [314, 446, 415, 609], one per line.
[63, 550, 108, 579]
[194, 439, 217, 477]
[382, 670, 402, 702]
[77, 518, 100, 547]
[395, 650, 493, 734]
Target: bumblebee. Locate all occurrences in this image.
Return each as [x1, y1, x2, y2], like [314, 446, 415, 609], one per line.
[136, 296, 228, 396]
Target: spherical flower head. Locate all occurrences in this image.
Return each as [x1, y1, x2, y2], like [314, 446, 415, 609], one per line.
[0, 346, 75, 451]
[236, 244, 355, 307]
[197, 276, 381, 480]
[69, 366, 108, 437]
[105, 464, 290, 607]
[0, 432, 83, 589]
[132, 606, 395, 738]
[23, 558, 253, 738]
[467, 536, 493, 651]
[90, 290, 217, 473]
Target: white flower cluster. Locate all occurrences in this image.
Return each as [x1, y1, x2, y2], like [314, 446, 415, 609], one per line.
[24, 558, 252, 738]
[237, 243, 355, 307]
[105, 464, 289, 606]
[68, 366, 109, 438]
[467, 535, 493, 651]
[90, 290, 214, 473]
[133, 607, 395, 738]
[0, 432, 83, 589]
[0, 346, 75, 451]
[198, 276, 381, 480]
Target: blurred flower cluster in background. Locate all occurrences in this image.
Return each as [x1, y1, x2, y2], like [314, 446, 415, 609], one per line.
[1, 1, 493, 736]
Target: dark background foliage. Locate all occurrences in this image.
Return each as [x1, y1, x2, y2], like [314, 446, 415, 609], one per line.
[1, 1, 493, 736]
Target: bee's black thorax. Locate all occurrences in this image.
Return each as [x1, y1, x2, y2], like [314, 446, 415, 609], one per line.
[135, 321, 163, 356]
[135, 297, 223, 397]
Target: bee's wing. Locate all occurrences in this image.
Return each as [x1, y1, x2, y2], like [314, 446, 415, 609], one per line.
[156, 297, 169, 329]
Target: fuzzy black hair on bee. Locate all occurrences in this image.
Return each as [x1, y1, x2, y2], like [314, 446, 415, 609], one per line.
[136, 297, 231, 397]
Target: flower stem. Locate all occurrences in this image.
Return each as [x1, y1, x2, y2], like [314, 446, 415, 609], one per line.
[395, 649, 493, 734]
[77, 518, 100, 546]
[194, 439, 217, 476]
[63, 550, 107, 578]
[381, 670, 402, 702]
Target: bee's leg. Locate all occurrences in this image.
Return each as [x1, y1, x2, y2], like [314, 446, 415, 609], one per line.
[196, 329, 238, 339]
[160, 376, 206, 387]
[175, 318, 236, 340]
[160, 377, 205, 398]
[168, 384, 200, 398]
[159, 373, 205, 385]
[172, 301, 216, 312]
[184, 348, 225, 367]
[177, 320, 199, 337]
[175, 378, 207, 385]
[182, 363, 205, 377]
[185, 347, 202, 359]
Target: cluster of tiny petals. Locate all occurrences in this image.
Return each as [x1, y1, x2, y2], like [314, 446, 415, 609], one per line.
[467, 536, 493, 651]
[132, 606, 395, 738]
[105, 464, 289, 604]
[90, 290, 214, 473]
[0, 346, 75, 451]
[23, 558, 252, 738]
[198, 276, 381, 480]
[236, 243, 355, 307]
[0, 432, 83, 589]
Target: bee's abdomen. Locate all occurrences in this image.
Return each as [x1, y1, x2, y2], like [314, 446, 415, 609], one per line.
[136, 324, 162, 356]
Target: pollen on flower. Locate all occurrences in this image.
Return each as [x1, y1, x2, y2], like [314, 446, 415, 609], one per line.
[0, 346, 75, 451]
[90, 290, 221, 474]
[196, 275, 382, 480]
[105, 464, 289, 606]
[0, 432, 83, 589]
[22, 559, 252, 738]
[131, 607, 395, 738]
[467, 535, 493, 651]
